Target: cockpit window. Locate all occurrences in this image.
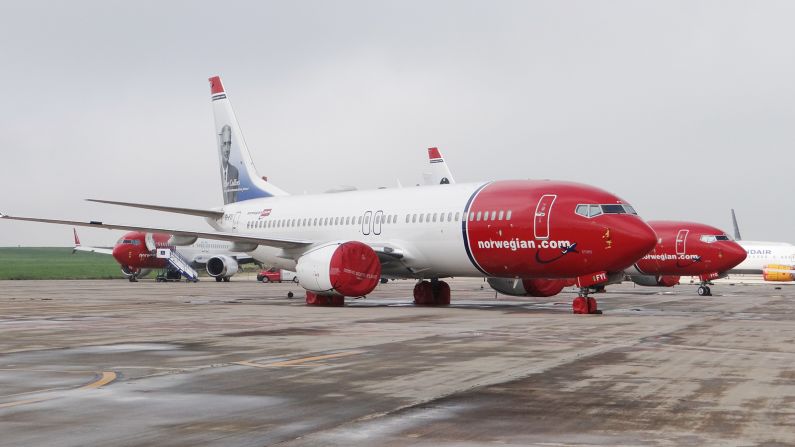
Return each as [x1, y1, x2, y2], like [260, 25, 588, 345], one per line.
[601, 204, 626, 214]
[575, 203, 637, 218]
[701, 234, 731, 243]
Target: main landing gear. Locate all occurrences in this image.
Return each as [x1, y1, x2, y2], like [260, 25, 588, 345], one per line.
[305, 291, 345, 306]
[697, 284, 712, 296]
[572, 288, 602, 315]
[413, 279, 451, 306]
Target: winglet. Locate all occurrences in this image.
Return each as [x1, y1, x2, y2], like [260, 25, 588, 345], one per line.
[209, 75, 225, 95]
[73, 228, 81, 246]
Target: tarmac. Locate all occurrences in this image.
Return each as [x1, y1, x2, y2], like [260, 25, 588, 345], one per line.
[1, 277, 794, 446]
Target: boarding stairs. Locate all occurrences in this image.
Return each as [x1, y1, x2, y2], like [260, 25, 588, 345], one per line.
[155, 247, 199, 282]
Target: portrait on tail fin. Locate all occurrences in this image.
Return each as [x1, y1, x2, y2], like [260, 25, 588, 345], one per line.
[218, 124, 240, 204]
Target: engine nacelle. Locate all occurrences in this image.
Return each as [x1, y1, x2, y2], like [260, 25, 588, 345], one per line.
[206, 255, 239, 278]
[296, 241, 381, 296]
[763, 264, 795, 282]
[120, 266, 151, 278]
[487, 278, 570, 297]
[629, 275, 680, 287]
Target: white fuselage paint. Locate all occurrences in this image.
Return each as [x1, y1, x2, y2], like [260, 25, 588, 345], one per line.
[205, 182, 490, 278]
[731, 240, 795, 273]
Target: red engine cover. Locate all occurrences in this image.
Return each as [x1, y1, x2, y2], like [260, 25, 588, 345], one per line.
[328, 241, 382, 296]
[657, 275, 680, 287]
[522, 279, 568, 297]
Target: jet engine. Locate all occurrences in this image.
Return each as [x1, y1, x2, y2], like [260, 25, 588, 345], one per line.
[629, 275, 680, 287]
[206, 255, 239, 278]
[487, 278, 570, 297]
[295, 241, 381, 296]
[763, 265, 795, 282]
[121, 266, 151, 278]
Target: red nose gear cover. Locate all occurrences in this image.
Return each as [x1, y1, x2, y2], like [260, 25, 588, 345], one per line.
[329, 241, 381, 297]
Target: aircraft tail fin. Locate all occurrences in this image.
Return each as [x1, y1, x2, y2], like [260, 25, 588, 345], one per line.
[426, 147, 455, 185]
[731, 209, 742, 241]
[209, 76, 289, 204]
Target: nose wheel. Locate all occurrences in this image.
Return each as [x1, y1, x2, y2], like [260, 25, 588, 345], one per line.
[572, 288, 602, 314]
[414, 279, 451, 306]
[697, 285, 712, 296]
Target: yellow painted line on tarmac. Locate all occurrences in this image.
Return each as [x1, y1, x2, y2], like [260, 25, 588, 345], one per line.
[0, 371, 116, 410]
[79, 371, 117, 389]
[0, 397, 49, 409]
[236, 350, 363, 368]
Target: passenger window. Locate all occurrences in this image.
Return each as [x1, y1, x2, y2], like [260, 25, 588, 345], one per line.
[476, 211, 482, 221]
[345, 217, 350, 225]
[469, 212, 475, 221]
[448, 212, 453, 221]
[455, 212, 460, 221]
[491, 211, 497, 221]
[357, 216, 362, 225]
[498, 210, 504, 220]
[432, 213, 437, 222]
[419, 214, 424, 223]
[426, 213, 431, 222]
[506, 210, 512, 220]
[406, 214, 410, 223]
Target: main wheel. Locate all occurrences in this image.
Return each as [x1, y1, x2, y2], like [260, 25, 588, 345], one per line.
[223, 277, 231, 282]
[697, 286, 707, 296]
[215, 277, 222, 282]
[261, 277, 270, 283]
[704, 286, 712, 296]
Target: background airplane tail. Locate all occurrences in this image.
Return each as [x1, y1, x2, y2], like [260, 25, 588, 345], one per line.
[209, 76, 288, 204]
[425, 147, 456, 185]
[731, 209, 742, 241]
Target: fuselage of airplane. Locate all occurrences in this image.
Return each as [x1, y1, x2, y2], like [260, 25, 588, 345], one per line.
[205, 179, 657, 280]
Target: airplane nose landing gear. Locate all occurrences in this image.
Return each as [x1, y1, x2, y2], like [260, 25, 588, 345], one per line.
[572, 288, 601, 314]
[697, 285, 712, 296]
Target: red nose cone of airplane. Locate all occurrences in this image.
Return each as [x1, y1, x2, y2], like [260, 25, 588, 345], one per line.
[719, 241, 747, 272]
[604, 217, 658, 272]
[112, 244, 129, 266]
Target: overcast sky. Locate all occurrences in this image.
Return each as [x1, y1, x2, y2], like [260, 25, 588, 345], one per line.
[1, 0, 794, 246]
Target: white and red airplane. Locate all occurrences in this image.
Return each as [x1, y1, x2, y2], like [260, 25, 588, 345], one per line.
[73, 228, 254, 282]
[1, 76, 658, 313]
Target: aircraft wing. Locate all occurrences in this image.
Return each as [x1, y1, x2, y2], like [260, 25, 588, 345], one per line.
[86, 199, 225, 220]
[71, 228, 114, 255]
[1, 213, 311, 250]
[74, 245, 114, 255]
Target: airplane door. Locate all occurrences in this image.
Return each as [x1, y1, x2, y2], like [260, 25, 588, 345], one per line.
[675, 229, 689, 255]
[373, 210, 383, 235]
[362, 211, 372, 235]
[534, 194, 557, 239]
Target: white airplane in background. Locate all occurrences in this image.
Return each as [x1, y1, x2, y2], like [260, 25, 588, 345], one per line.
[1, 75, 659, 314]
[727, 209, 795, 282]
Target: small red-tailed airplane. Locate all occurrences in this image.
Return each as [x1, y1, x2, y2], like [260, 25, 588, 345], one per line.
[423, 147, 747, 299]
[1, 76, 659, 314]
[73, 228, 255, 282]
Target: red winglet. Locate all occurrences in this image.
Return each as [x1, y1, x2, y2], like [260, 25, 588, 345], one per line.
[428, 147, 442, 160]
[73, 228, 81, 246]
[209, 76, 225, 94]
